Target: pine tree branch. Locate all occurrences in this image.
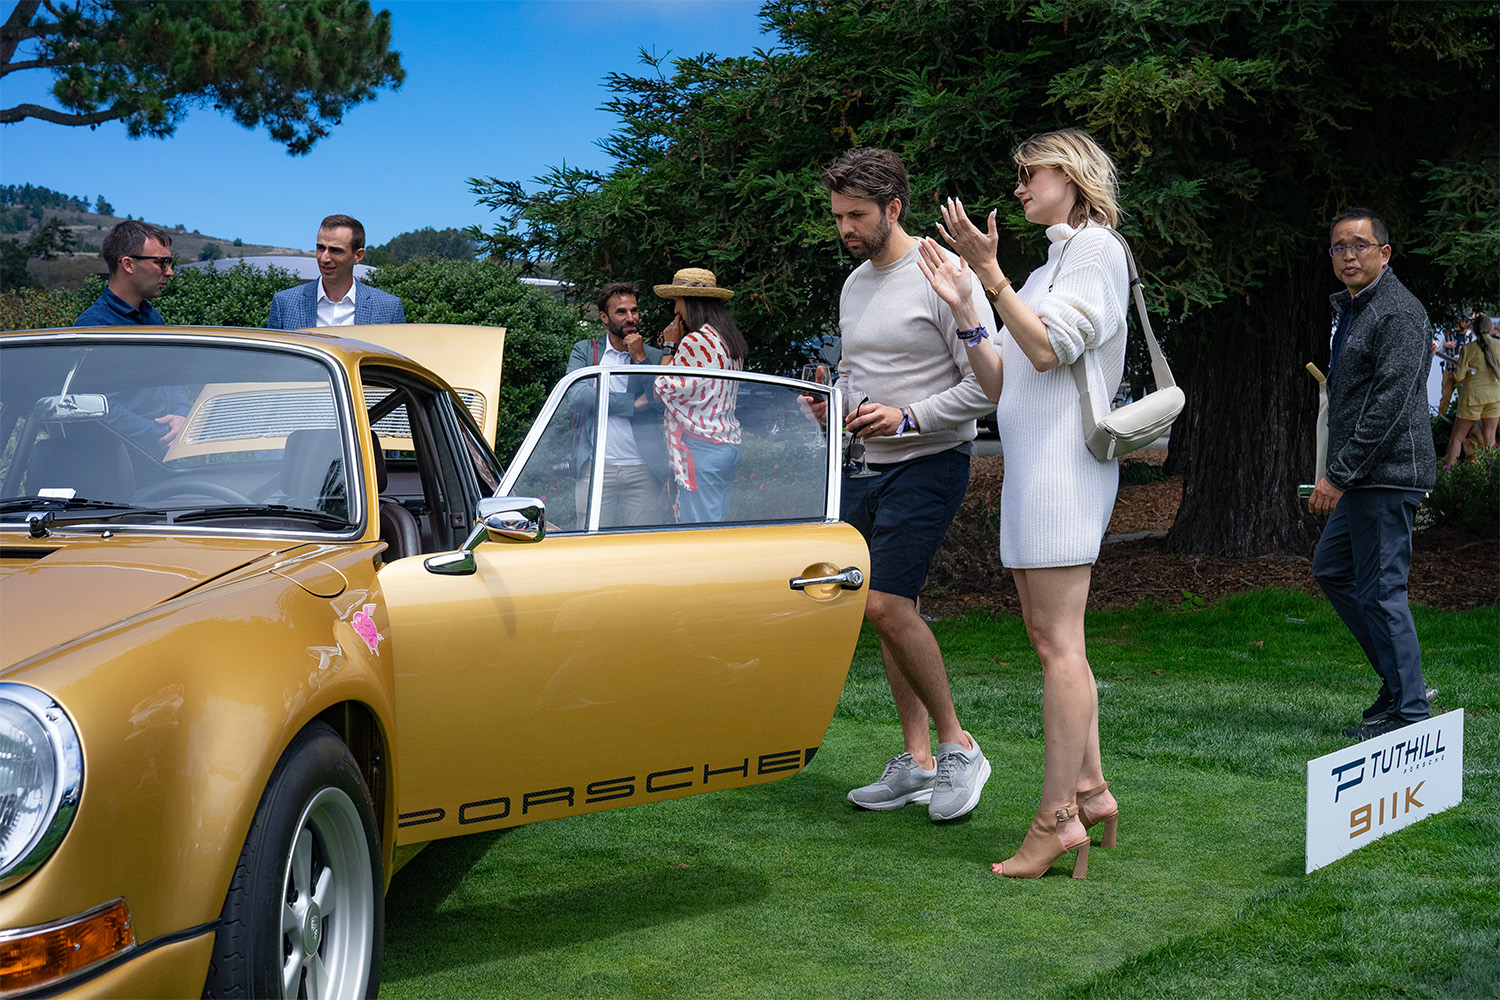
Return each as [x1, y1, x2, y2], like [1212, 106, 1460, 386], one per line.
[0, 1, 47, 69]
[0, 101, 136, 127]
[1, 56, 68, 78]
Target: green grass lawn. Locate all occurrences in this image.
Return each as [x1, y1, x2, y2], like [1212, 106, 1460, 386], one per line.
[379, 590, 1499, 998]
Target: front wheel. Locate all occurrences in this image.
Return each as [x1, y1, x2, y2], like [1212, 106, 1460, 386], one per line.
[205, 722, 383, 999]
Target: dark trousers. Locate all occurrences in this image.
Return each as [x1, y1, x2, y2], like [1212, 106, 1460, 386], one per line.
[1312, 487, 1429, 722]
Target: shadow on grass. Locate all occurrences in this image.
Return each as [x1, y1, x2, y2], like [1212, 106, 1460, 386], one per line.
[384, 841, 770, 977]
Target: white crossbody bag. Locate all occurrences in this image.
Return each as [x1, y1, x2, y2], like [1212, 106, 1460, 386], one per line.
[1053, 228, 1184, 461]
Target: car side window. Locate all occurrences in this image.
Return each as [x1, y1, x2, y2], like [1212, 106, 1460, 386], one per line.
[505, 368, 831, 533]
[364, 370, 487, 553]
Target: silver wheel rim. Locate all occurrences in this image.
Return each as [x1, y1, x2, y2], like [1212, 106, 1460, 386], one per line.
[278, 786, 375, 1000]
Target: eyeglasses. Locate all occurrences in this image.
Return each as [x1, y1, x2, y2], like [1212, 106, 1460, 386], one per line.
[127, 254, 177, 268]
[1328, 242, 1383, 258]
[1016, 164, 1033, 185]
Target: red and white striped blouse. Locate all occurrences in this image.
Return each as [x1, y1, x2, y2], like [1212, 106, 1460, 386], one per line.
[655, 323, 742, 489]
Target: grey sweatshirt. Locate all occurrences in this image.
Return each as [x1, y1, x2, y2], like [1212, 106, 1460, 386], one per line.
[837, 243, 995, 464]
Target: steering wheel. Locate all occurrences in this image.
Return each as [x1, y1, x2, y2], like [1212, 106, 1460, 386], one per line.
[135, 479, 254, 505]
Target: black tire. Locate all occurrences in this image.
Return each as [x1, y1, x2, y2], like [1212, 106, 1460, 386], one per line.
[204, 722, 383, 999]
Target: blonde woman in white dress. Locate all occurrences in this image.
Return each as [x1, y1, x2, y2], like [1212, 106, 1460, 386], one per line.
[917, 128, 1129, 879]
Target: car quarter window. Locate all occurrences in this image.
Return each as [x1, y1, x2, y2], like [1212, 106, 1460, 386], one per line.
[504, 368, 831, 533]
[363, 368, 494, 554]
[448, 394, 503, 496]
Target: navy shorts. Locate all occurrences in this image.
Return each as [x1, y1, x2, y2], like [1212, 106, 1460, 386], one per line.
[840, 448, 970, 600]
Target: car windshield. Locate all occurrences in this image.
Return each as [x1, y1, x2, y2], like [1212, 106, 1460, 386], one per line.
[0, 339, 358, 531]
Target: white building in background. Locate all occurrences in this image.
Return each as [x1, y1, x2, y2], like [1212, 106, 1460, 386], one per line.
[179, 257, 567, 298]
[177, 255, 374, 282]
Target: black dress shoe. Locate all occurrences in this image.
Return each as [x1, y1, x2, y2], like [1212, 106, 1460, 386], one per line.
[1342, 716, 1423, 741]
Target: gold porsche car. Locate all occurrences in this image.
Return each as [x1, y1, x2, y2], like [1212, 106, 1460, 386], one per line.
[0, 324, 868, 998]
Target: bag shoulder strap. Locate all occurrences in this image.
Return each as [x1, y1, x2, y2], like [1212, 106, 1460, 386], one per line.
[1052, 228, 1177, 426]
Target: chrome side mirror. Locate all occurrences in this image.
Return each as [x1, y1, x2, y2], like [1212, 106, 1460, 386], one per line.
[424, 496, 546, 575]
[478, 496, 546, 543]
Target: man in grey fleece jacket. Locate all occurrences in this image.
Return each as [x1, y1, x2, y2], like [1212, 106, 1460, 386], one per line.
[1308, 208, 1436, 741]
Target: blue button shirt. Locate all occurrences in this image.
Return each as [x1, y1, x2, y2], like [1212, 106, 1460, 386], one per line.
[71, 288, 186, 452]
[73, 287, 165, 327]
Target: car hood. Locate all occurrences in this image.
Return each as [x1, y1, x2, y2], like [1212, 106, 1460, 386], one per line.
[0, 533, 299, 669]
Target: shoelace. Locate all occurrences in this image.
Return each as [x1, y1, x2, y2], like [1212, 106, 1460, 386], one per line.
[934, 749, 968, 789]
[880, 753, 915, 780]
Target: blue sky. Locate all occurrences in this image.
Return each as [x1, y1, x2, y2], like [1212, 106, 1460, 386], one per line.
[2, 0, 772, 251]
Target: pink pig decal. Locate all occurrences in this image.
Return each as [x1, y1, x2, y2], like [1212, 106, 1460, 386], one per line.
[351, 604, 383, 653]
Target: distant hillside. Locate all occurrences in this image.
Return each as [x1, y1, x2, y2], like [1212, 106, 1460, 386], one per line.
[9, 204, 308, 291]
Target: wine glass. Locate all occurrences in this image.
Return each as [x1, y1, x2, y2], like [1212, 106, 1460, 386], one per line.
[799, 363, 829, 385]
[798, 364, 832, 446]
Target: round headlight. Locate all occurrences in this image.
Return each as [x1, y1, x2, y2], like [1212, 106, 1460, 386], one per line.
[0, 684, 83, 889]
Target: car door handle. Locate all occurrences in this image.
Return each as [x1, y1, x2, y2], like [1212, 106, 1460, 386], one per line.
[789, 566, 864, 591]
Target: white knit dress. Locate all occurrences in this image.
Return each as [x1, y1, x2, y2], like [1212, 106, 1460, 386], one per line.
[995, 223, 1130, 568]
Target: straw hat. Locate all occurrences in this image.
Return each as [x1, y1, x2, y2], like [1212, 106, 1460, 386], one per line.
[653, 267, 735, 300]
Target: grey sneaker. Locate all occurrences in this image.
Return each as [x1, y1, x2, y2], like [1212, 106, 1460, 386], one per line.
[928, 732, 991, 822]
[847, 753, 936, 810]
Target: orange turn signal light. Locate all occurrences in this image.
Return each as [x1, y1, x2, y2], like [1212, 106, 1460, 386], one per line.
[0, 898, 134, 995]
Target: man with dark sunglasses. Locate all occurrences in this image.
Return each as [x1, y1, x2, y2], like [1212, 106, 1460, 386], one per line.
[75, 219, 177, 327]
[70, 220, 190, 453]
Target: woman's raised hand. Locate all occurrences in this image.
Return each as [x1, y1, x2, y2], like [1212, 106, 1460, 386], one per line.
[935, 197, 1000, 275]
[916, 237, 969, 309]
[660, 315, 685, 346]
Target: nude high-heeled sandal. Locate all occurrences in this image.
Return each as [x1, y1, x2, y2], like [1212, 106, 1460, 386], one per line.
[992, 806, 1090, 879]
[1076, 782, 1119, 849]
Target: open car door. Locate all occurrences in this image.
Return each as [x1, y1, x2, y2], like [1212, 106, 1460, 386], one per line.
[379, 368, 868, 842]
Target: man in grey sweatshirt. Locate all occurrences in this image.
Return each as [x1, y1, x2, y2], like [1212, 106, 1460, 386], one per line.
[820, 149, 997, 821]
[1308, 207, 1436, 741]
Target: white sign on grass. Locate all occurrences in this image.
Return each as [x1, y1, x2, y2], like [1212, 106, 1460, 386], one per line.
[1306, 709, 1463, 873]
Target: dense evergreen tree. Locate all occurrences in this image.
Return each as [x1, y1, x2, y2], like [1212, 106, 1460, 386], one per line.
[470, 0, 1497, 556]
[1, 1, 404, 154]
[0, 183, 89, 210]
[0, 215, 77, 291]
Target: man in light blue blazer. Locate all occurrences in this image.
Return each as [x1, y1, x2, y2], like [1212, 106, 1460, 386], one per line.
[266, 214, 406, 329]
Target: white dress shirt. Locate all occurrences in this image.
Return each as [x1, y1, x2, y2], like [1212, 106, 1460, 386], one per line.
[316, 279, 357, 327]
[601, 343, 644, 466]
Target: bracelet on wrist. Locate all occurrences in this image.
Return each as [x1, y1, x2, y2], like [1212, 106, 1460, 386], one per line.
[983, 277, 1012, 303]
[956, 325, 989, 348]
[896, 406, 917, 437]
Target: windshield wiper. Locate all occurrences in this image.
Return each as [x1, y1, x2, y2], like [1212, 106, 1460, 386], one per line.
[0, 496, 142, 514]
[169, 504, 353, 529]
[0, 497, 163, 536]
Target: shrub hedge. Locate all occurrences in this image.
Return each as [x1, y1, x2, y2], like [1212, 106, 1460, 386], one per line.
[1428, 445, 1499, 537]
